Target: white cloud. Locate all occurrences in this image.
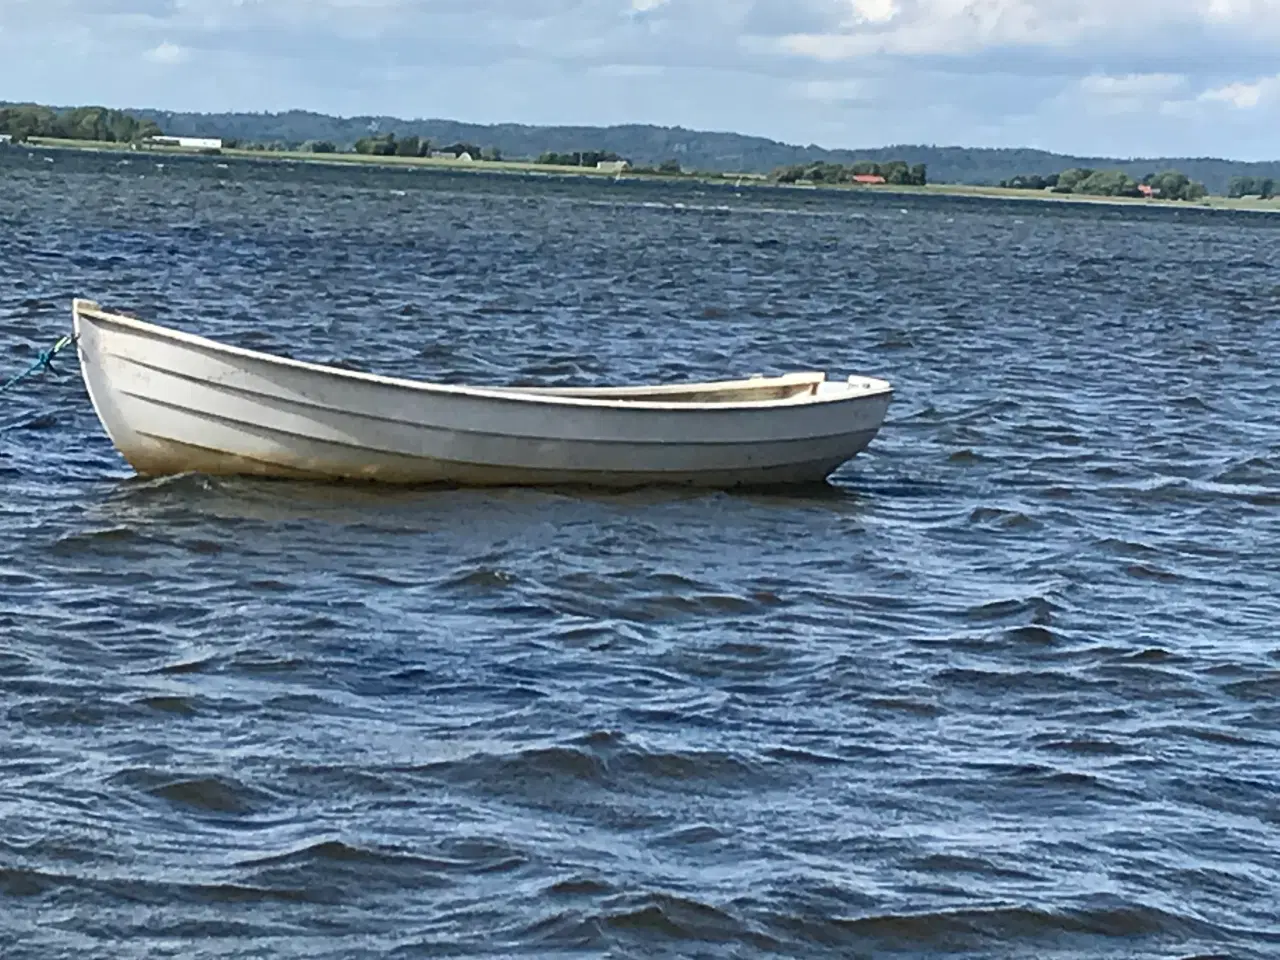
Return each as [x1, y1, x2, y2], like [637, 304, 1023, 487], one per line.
[1079, 73, 1187, 97]
[1064, 70, 1280, 130]
[775, 0, 1280, 59]
[797, 78, 873, 103]
[589, 63, 665, 77]
[777, 0, 1095, 58]
[847, 0, 899, 24]
[1198, 75, 1279, 108]
[1073, 72, 1189, 115]
[144, 41, 188, 64]
[1202, 0, 1263, 22]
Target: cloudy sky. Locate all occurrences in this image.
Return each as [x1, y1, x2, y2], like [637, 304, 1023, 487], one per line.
[2, 0, 1278, 159]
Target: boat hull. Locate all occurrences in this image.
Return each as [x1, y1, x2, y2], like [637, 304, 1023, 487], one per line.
[72, 300, 893, 488]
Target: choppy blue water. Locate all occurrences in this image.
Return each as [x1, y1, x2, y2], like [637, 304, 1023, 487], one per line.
[2, 146, 1278, 959]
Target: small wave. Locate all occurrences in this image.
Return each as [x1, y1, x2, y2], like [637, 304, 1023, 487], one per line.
[49, 525, 151, 555]
[968, 506, 1039, 529]
[166, 881, 321, 905]
[652, 824, 726, 847]
[947, 448, 992, 464]
[1032, 735, 1132, 756]
[181, 537, 224, 555]
[1220, 673, 1280, 701]
[350, 571, 418, 587]
[974, 762, 1136, 797]
[763, 746, 847, 766]
[152, 655, 218, 675]
[242, 836, 527, 898]
[246, 577, 293, 592]
[107, 472, 220, 498]
[1213, 455, 1277, 485]
[443, 567, 520, 590]
[136, 695, 199, 715]
[1, 866, 322, 907]
[410, 744, 606, 788]
[905, 852, 1041, 882]
[541, 569, 781, 623]
[1171, 394, 1213, 411]
[522, 893, 1227, 953]
[0, 650, 35, 677]
[5, 411, 61, 431]
[112, 769, 268, 815]
[546, 875, 615, 897]
[402, 736, 769, 797]
[866, 696, 945, 718]
[524, 892, 778, 949]
[230, 652, 312, 676]
[1108, 475, 1278, 507]
[1125, 562, 1183, 583]
[149, 776, 260, 815]
[783, 900, 1223, 948]
[635, 744, 758, 784]
[1003, 624, 1059, 645]
[0, 866, 55, 898]
[965, 594, 1057, 624]
[604, 893, 773, 944]
[241, 839, 450, 871]
[1146, 724, 1267, 748]
[9, 696, 121, 728]
[877, 334, 917, 349]
[1094, 536, 1162, 558]
[1118, 646, 1178, 663]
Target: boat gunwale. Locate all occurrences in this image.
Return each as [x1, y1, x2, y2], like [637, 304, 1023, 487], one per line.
[73, 301, 894, 414]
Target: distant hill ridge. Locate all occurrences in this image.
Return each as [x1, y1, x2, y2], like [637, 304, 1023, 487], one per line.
[86, 107, 1280, 193]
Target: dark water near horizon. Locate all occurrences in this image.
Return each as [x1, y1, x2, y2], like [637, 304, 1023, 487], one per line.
[1, 146, 1278, 959]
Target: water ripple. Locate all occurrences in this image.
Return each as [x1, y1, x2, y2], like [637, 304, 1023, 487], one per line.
[1, 147, 1278, 958]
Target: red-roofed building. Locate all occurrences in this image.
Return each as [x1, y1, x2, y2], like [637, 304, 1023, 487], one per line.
[852, 174, 887, 184]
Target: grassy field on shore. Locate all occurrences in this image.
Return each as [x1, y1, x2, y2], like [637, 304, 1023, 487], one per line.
[19, 136, 1280, 214]
[23, 135, 628, 177]
[903, 182, 1280, 213]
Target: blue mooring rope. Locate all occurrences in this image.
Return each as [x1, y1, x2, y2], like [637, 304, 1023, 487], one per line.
[0, 334, 78, 395]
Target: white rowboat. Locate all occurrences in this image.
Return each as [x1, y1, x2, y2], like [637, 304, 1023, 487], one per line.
[72, 299, 893, 488]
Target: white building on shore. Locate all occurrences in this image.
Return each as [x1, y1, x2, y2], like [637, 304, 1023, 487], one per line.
[143, 135, 223, 150]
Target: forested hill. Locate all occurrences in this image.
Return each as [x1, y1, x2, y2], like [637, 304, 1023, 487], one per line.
[43, 106, 1280, 193]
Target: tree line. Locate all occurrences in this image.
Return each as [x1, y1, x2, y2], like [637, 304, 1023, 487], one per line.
[537, 150, 623, 166]
[770, 160, 927, 186]
[347, 133, 497, 159]
[0, 104, 161, 143]
[999, 168, 1208, 201]
[220, 133, 505, 160]
[534, 152, 691, 175]
[1227, 176, 1276, 199]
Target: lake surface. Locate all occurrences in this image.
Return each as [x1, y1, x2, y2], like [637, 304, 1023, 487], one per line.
[2, 146, 1278, 959]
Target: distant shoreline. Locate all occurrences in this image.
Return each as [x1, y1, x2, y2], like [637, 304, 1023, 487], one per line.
[15, 137, 1280, 215]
